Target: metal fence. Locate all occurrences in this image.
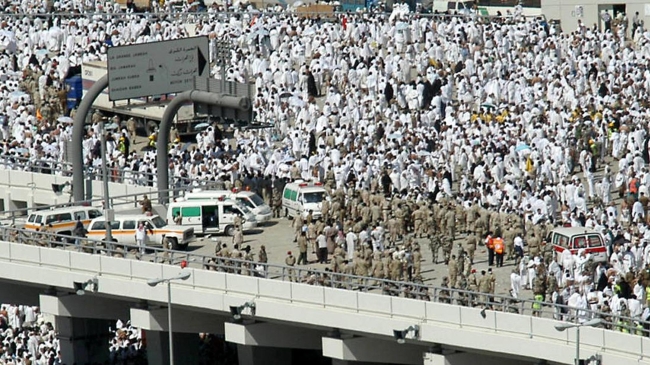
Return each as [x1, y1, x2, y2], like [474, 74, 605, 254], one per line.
[0, 156, 159, 186]
[2, 224, 648, 337]
[0, 155, 225, 194]
[0, 187, 179, 225]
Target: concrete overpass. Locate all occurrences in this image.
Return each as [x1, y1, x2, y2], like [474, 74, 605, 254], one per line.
[0, 239, 647, 365]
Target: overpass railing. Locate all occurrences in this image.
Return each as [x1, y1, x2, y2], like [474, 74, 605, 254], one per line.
[0, 156, 227, 193]
[2, 224, 648, 338]
[0, 156, 160, 187]
[0, 188, 179, 225]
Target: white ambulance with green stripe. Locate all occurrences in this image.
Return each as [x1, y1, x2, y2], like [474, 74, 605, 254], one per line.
[166, 199, 257, 236]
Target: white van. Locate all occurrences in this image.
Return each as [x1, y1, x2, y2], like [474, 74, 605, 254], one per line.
[87, 214, 195, 250]
[428, 0, 474, 14]
[183, 189, 272, 223]
[282, 181, 329, 219]
[547, 227, 608, 263]
[167, 199, 257, 236]
[25, 206, 103, 236]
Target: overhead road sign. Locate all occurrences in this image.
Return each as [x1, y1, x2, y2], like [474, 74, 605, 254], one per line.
[106, 36, 209, 101]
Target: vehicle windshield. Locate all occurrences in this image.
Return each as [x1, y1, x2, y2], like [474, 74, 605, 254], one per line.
[151, 216, 167, 228]
[303, 192, 326, 203]
[235, 202, 252, 214]
[237, 197, 255, 209]
[250, 193, 265, 207]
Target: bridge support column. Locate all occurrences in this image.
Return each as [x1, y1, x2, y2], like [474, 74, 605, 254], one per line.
[55, 316, 112, 365]
[130, 307, 227, 333]
[331, 360, 383, 365]
[224, 321, 322, 349]
[322, 337, 426, 365]
[236, 344, 293, 365]
[423, 352, 539, 365]
[146, 330, 199, 365]
[40, 294, 131, 320]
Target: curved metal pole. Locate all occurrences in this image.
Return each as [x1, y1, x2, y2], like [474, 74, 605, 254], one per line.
[157, 90, 250, 204]
[72, 75, 109, 203]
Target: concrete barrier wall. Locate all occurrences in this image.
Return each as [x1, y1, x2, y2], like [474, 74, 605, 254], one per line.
[0, 240, 647, 365]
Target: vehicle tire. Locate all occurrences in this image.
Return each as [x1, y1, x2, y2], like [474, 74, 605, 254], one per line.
[225, 225, 235, 236]
[145, 120, 158, 136]
[167, 237, 180, 250]
[285, 208, 293, 220]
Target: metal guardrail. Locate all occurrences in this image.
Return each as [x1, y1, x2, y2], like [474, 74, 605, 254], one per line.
[0, 155, 229, 193]
[0, 187, 181, 225]
[2, 224, 648, 338]
[0, 156, 160, 187]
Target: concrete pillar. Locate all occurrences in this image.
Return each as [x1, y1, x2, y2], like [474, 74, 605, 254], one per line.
[224, 322, 322, 349]
[130, 307, 227, 334]
[322, 337, 426, 365]
[40, 294, 131, 320]
[423, 352, 541, 365]
[237, 345, 292, 365]
[56, 316, 112, 365]
[146, 330, 200, 365]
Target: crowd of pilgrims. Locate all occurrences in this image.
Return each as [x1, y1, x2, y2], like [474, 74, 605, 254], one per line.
[0, 0, 649, 342]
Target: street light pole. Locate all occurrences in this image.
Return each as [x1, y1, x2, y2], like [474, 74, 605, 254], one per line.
[100, 119, 113, 243]
[147, 271, 191, 365]
[167, 279, 173, 365]
[554, 318, 602, 365]
[575, 325, 580, 365]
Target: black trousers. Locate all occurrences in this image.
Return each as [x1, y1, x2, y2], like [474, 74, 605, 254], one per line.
[495, 253, 504, 267]
[488, 248, 495, 266]
[318, 247, 328, 263]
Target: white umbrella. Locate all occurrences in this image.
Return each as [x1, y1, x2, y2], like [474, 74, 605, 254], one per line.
[105, 122, 119, 131]
[290, 97, 305, 107]
[57, 116, 74, 124]
[195, 122, 210, 131]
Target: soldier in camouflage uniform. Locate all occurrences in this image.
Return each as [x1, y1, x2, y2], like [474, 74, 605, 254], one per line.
[429, 233, 442, 264]
[442, 236, 453, 264]
[272, 188, 283, 218]
[39, 101, 52, 124]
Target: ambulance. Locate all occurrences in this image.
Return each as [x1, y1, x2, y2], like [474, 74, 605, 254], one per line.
[167, 198, 257, 236]
[183, 188, 272, 223]
[548, 227, 608, 263]
[281, 180, 329, 219]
